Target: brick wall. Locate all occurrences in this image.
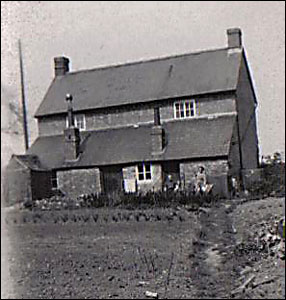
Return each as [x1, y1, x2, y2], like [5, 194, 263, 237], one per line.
[3, 158, 32, 205]
[57, 168, 102, 199]
[236, 53, 259, 170]
[180, 159, 230, 197]
[37, 94, 236, 136]
[197, 98, 235, 116]
[38, 114, 66, 136]
[228, 121, 242, 176]
[87, 105, 153, 130]
[160, 95, 235, 120]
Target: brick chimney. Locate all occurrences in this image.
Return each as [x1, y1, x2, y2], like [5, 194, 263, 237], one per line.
[151, 106, 165, 156]
[64, 94, 81, 161]
[227, 28, 242, 48]
[54, 56, 70, 77]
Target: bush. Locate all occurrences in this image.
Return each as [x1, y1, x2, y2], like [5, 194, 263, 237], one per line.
[248, 162, 285, 198]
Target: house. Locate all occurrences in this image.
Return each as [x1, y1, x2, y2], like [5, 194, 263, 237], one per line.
[4, 28, 260, 204]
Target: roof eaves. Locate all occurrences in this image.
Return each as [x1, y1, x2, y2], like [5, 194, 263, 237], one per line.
[12, 155, 30, 170]
[34, 88, 238, 118]
[34, 77, 57, 118]
[53, 153, 230, 171]
[242, 49, 258, 105]
[13, 154, 45, 171]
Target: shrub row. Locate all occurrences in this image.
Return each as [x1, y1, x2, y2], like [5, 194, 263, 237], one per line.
[23, 191, 220, 211]
[248, 163, 285, 199]
[5, 207, 193, 225]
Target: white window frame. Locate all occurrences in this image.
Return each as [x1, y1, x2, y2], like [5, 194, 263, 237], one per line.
[173, 100, 196, 119]
[136, 163, 152, 181]
[66, 114, 86, 131]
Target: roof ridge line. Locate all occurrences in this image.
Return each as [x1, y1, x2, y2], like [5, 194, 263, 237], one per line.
[65, 47, 230, 76]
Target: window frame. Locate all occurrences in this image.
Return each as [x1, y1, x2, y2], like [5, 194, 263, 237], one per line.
[51, 171, 58, 190]
[136, 163, 152, 181]
[173, 100, 196, 119]
[66, 114, 86, 131]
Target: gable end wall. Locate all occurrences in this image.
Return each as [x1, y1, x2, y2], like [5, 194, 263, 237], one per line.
[236, 52, 259, 170]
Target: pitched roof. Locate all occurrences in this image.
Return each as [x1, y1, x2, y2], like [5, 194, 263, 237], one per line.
[27, 115, 236, 169]
[12, 154, 45, 171]
[35, 48, 242, 117]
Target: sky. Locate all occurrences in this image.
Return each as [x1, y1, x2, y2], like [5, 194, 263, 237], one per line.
[1, 1, 285, 160]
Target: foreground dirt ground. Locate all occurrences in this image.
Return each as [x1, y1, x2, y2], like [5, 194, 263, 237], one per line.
[1, 197, 285, 299]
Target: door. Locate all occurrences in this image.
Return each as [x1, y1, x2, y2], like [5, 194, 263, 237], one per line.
[101, 166, 123, 194]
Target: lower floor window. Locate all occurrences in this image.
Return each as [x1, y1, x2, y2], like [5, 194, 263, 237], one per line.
[137, 163, 152, 181]
[51, 171, 58, 189]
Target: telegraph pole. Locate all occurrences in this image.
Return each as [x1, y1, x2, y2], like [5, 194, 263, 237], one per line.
[18, 39, 29, 151]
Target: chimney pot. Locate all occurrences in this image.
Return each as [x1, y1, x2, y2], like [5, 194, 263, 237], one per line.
[54, 56, 70, 76]
[63, 93, 80, 161]
[151, 126, 164, 156]
[66, 93, 75, 128]
[64, 127, 81, 161]
[151, 105, 165, 155]
[66, 93, 73, 102]
[227, 28, 242, 48]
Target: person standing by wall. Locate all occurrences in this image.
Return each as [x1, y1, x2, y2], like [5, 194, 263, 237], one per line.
[195, 166, 207, 195]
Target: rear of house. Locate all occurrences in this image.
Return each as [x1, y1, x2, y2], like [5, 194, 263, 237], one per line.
[4, 28, 260, 204]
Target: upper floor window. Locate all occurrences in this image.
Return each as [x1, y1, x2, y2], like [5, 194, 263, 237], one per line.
[174, 100, 196, 119]
[137, 163, 152, 181]
[66, 114, 86, 130]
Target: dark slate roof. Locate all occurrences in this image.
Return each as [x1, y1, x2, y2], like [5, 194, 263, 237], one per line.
[13, 154, 45, 171]
[35, 48, 242, 117]
[27, 115, 236, 169]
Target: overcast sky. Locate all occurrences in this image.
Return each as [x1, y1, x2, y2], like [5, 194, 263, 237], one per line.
[1, 1, 285, 157]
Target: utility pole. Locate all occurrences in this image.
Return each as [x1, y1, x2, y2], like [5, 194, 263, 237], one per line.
[18, 39, 29, 151]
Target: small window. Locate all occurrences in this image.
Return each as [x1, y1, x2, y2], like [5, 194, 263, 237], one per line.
[137, 163, 152, 181]
[145, 164, 152, 180]
[75, 114, 86, 130]
[51, 171, 58, 189]
[138, 164, 144, 181]
[175, 103, 180, 118]
[66, 114, 86, 130]
[174, 100, 196, 119]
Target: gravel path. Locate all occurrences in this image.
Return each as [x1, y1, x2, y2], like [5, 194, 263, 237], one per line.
[189, 201, 240, 298]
